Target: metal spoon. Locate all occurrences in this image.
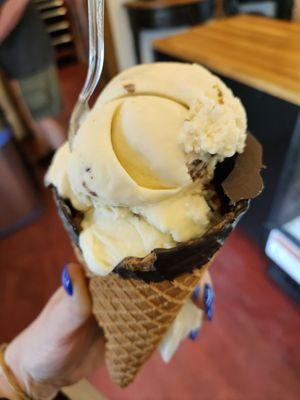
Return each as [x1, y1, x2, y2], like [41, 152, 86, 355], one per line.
[68, 0, 105, 149]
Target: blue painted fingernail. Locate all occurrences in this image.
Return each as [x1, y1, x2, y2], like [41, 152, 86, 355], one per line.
[192, 285, 200, 300]
[62, 265, 73, 296]
[189, 329, 199, 341]
[204, 283, 214, 321]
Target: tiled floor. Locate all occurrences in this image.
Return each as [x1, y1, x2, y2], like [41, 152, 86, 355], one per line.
[1, 63, 300, 400]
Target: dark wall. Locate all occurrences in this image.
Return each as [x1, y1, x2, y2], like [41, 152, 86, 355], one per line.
[223, 0, 294, 19]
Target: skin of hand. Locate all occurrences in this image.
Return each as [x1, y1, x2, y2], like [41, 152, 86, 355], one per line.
[4, 263, 105, 400]
[192, 271, 213, 318]
[1, 264, 213, 399]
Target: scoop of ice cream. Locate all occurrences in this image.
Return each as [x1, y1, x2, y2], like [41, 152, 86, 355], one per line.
[46, 143, 90, 211]
[46, 62, 247, 276]
[46, 144, 211, 276]
[181, 93, 246, 159]
[112, 96, 190, 190]
[65, 62, 246, 208]
[79, 206, 176, 276]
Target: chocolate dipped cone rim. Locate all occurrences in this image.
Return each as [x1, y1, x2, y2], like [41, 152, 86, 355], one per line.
[222, 134, 264, 203]
[52, 133, 263, 282]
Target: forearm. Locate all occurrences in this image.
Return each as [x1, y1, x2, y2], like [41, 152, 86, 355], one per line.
[2, 337, 60, 400]
[0, 0, 31, 43]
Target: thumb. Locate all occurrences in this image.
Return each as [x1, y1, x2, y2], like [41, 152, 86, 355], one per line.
[61, 262, 93, 321]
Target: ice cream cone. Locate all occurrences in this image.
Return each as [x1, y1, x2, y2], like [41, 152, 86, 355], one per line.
[90, 264, 210, 387]
[57, 192, 248, 387]
[46, 63, 263, 388]
[50, 132, 261, 388]
[74, 244, 211, 387]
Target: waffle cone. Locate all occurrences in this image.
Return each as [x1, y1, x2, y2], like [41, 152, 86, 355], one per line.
[54, 188, 249, 387]
[74, 246, 212, 387]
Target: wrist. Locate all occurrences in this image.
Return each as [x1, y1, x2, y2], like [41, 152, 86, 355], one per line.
[0, 343, 30, 399]
[0, 373, 19, 400]
[4, 342, 28, 394]
[5, 342, 58, 400]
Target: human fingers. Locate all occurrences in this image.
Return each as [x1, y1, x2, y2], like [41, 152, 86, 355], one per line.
[191, 271, 214, 321]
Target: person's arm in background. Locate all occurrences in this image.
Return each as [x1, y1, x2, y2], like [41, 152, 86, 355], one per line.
[0, 0, 31, 44]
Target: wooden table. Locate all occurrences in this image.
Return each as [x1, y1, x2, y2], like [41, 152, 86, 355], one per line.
[154, 15, 300, 105]
[153, 15, 300, 245]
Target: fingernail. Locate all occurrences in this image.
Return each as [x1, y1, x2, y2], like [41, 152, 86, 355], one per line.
[189, 329, 199, 341]
[62, 265, 73, 296]
[192, 285, 200, 300]
[204, 283, 214, 321]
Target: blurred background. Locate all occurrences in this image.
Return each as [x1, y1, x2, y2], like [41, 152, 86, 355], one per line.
[0, 1, 299, 399]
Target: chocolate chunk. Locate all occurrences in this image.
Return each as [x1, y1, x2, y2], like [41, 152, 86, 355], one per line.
[123, 83, 135, 93]
[222, 134, 264, 203]
[83, 181, 98, 197]
[188, 159, 208, 181]
[51, 187, 82, 247]
[213, 84, 224, 105]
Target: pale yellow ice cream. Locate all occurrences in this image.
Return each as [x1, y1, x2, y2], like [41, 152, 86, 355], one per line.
[46, 62, 247, 276]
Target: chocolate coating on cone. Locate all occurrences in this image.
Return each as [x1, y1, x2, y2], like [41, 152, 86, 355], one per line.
[52, 188, 248, 282]
[52, 189, 81, 247]
[222, 134, 264, 203]
[50, 132, 262, 282]
[114, 200, 248, 281]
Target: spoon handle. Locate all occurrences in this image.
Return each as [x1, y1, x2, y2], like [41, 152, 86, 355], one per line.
[80, 0, 105, 102]
[69, 0, 105, 147]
